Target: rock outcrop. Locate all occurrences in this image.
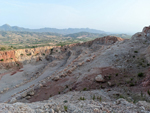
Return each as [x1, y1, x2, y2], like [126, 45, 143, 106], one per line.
[0, 90, 150, 113]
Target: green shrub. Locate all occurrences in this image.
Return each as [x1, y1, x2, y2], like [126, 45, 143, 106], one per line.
[64, 106, 68, 111]
[92, 95, 95, 100]
[27, 53, 31, 56]
[138, 73, 144, 77]
[129, 83, 135, 86]
[147, 90, 150, 95]
[65, 85, 68, 88]
[0, 47, 6, 51]
[0, 59, 4, 61]
[79, 97, 85, 100]
[134, 51, 138, 53]
[97, 96, 102, 102]
[83, 88, 87, 91]
[63, 100, 68, 103]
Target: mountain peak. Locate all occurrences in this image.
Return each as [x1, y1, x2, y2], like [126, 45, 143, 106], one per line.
[2, 24, 10, 27]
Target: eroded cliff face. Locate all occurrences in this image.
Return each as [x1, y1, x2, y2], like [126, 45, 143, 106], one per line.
[0, 36, 124, 70]
[0, 46, 61, 69]
[0, 35, 128, 104]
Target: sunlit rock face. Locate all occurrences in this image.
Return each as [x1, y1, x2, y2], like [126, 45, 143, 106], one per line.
[142, 26, 150, 38]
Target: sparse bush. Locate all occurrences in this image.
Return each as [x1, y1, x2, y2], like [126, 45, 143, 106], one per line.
[119, 95, 124, 98]
[51, 48, 53, 52]
[63, 100, 68, 103]
[92, 95, 95, 100]
[138, 72, 144, 77]
[116, 73, 118, 76]
[27, 53, 31, 56]
[83, 88, 87, 91]
[16, 63, 19, 66]
[147, 90, 150, 95]
[97, 96, 102, 102]
[64, 106, 68, 111]
[130, 78, 133, 81]
[79, 97, 85, 100]
[134, 51, 138, 53]
[0, 59, 4, 61]
[108, 75, 111, 80]
[65, 85, 68, 88]
[130, 83, 135, 86]
[0, 47, 6, 51]
[20, 54, 24, 56]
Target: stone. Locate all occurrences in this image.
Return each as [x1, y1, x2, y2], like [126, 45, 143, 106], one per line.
[52, 76, 60, 81]
[54, 106, 60, 112]
[28, 91, 34, 96]
[10, 97, 17, 103]
[95, 74, 105, 82]
[93, 108, 100, 113]
[49, 108, 54, 113]
[107, 82, 112, 86]
[21, 92, 27, 97]
[39, 84, 43, 87]
[26, 96, 31, 99]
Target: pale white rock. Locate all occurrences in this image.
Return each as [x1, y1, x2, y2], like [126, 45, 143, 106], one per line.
[52, 76, 60, 81]
[49, 108, 54, 113]
[95, 74, 105, 82]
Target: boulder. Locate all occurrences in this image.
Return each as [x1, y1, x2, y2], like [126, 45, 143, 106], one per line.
[52, 76, 60, 81]
[28, 91, 34, 96]
[95, 74, 105, 82]
[49, 108, 54, 113]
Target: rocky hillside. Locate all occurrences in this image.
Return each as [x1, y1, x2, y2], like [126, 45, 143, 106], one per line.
[0, 46, 60, 69]
[0, 27, 150, 112]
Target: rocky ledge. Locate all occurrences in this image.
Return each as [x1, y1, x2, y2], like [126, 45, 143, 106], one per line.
[0, 90, 150, 113]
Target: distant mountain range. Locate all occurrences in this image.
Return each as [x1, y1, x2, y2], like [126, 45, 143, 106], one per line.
[0, 24, 106, 35]
[65, 32, 131, 39]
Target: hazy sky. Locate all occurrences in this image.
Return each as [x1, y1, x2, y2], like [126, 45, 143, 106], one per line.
[0, 0, 150, 34]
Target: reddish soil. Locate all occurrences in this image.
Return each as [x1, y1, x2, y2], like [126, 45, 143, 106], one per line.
[28, 66, 150, 102]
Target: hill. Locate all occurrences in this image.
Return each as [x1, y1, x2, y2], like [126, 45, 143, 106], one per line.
[0, 31, 131, 51]
[0, 24, 106, 34]
[1, 26, 150, 112]
[64, 32, 131, 39]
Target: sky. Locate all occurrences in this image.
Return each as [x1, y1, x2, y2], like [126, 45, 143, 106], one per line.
[0, 0, 150, 34]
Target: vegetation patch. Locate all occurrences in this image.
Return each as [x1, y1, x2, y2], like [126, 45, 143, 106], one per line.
[138, 72, 144, 77]
[79, 97, 85, 100]
[134, 51, 138, 53]
[64, 106, 68, 111]
[27, 53, 31, 56]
